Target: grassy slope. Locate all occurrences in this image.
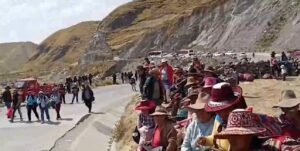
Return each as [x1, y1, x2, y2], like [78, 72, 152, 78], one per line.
[24, 21, 100, 70]
[0, 42, 37, 73]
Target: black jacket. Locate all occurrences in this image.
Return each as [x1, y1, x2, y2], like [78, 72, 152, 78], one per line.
[142, 76, 165, 103]
[82, 88, 94, 101]
[2, 90, 12, 102]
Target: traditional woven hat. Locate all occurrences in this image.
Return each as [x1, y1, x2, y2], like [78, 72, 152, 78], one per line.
[150, 106, 169, 116]
[205, 82, 243, 112]
[185, 77, 198, 87]
[215, 109, 266, 138]
[204, 66, 216, 74]
[273, 90, 300, 109]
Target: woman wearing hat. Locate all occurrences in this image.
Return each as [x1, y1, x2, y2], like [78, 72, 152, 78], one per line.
[26, 91, 40, 122]
[143, 68, 165, 105]
[37, 91, 50, 123]
[10, 90, 23, 122]
[197, 82, 247, 151]
[214, 109, 267, 151]
[160, 59, 174, 102]
[135, 100, 156, 151]
[181, 92, 215, 151]
[265, 90, 300, 150]
[147, 106, 177, 151]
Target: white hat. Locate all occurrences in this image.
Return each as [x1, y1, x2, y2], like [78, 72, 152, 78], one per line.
[161, 58, 168, 63]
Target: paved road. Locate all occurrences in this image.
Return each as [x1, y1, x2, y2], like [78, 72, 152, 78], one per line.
[0, 84, 135, 151]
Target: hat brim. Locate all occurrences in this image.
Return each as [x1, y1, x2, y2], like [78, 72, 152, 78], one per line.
[272, 99, 300, 108]
[204, 70, 215, 74]
[186, 103, 206, 110]
[205, 91, 242, 112]
[215, 127, 266, 139]
[150, 112, 169, 116]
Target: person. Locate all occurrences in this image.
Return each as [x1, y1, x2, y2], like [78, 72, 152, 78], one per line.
[253, 52, 255, 58]
[201, 77, 218, 95]
[281, 52, 288, 62]
[181, 92, 215, 151]
[280, 64, 288, 81]
[59, 84, 66, 104]
[159, 59, 174, 102]
[10, 90, 23, 122]
[270, 52, 279, 78]
[71, 84, 79, 104]
[51, 88, 62, 120]
[137, 66, 148, 95]
[135, 71, 138, 82]
[2, 86, 12, 110]
[266, 90, 300, 150]
[197, 82, 247, 151]
[37, 91, 50, 123]
[143, 68, 165, 105]
[112, 73, 117, 84]
[148, 106, 177, 151]
[130, 77, 137, 91]
[73, 76, 78, 83]
[82, 85, 94, 113]
[203, 66, 217, 79]
[121, 72, 125, 84]
[192, 56, 204, 71]
[26, 92, 40, 122]
[135, 100, 156, 151]
[88, 73, 93, 85]
[214, 109, 267, 151]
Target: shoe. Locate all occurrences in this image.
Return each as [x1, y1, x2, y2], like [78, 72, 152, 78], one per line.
[10, 120, 13, 123]
[41, 121, 44, 124]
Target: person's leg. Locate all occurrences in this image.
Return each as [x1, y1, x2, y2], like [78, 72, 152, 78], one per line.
[71, 94, 75, 103]
[75, 93, 79, 103]
[45, 107, 50, 121]
[40, 107, 45, 122]
[62, 94, 66, 104]
[55, 104, 61, 119]
[18, 107, 23, 121]
[33, 106, 40, 120]
[27, 106, 32, 122]
[10, 107, 17, 122]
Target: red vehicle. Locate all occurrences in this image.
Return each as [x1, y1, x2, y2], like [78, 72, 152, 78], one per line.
[14, 78, 40, 102]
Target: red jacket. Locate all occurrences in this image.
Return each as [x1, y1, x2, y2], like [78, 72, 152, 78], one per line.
[159, 65, 174, 85]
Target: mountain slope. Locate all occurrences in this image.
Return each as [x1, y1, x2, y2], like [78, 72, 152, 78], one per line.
[25, 21, 100, 70]
[81, 0, 300, 64]
[0, 42, 37, 73]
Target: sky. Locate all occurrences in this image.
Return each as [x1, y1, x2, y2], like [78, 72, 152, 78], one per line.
[0, 0, 131, 44]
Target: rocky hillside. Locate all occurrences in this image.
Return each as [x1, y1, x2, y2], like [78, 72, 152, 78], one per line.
[0, 42, 37, 73]
[24, 21, 100, 70]
[80, 0, 300, 65]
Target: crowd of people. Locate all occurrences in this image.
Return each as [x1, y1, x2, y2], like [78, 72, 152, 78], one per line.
[132, 56, 300, 151]
[1, 75, 95, 124]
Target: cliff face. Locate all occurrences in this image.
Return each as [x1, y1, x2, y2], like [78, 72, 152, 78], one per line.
[80, 0, 300, 64]
[0, 42, 37, 73]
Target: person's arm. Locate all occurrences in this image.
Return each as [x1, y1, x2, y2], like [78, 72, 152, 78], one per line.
[166, 127, 178, 151]
[181, 123, 193, 151]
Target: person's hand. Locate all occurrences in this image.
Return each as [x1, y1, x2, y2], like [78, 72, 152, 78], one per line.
[196, 137, 206, 147]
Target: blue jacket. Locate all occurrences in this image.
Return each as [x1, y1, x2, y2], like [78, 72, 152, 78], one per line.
[26, 95, 37, 106]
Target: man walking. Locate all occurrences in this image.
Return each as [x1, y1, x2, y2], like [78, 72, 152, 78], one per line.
[71, 84, 79, 104]
[2, 86, 12, 110]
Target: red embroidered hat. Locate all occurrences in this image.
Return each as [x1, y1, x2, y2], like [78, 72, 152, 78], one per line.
[215, 109, 266, 138]
[205, 82, 243, 112]
[135, 100, 156, 111]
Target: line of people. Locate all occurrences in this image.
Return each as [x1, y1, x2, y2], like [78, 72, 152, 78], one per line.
[2, 84, 95, 124]
[132, 57, 300, 151]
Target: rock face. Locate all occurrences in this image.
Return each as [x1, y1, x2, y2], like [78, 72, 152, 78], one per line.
[0, 42, 37, 73]
[80, 0, 300, 64]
